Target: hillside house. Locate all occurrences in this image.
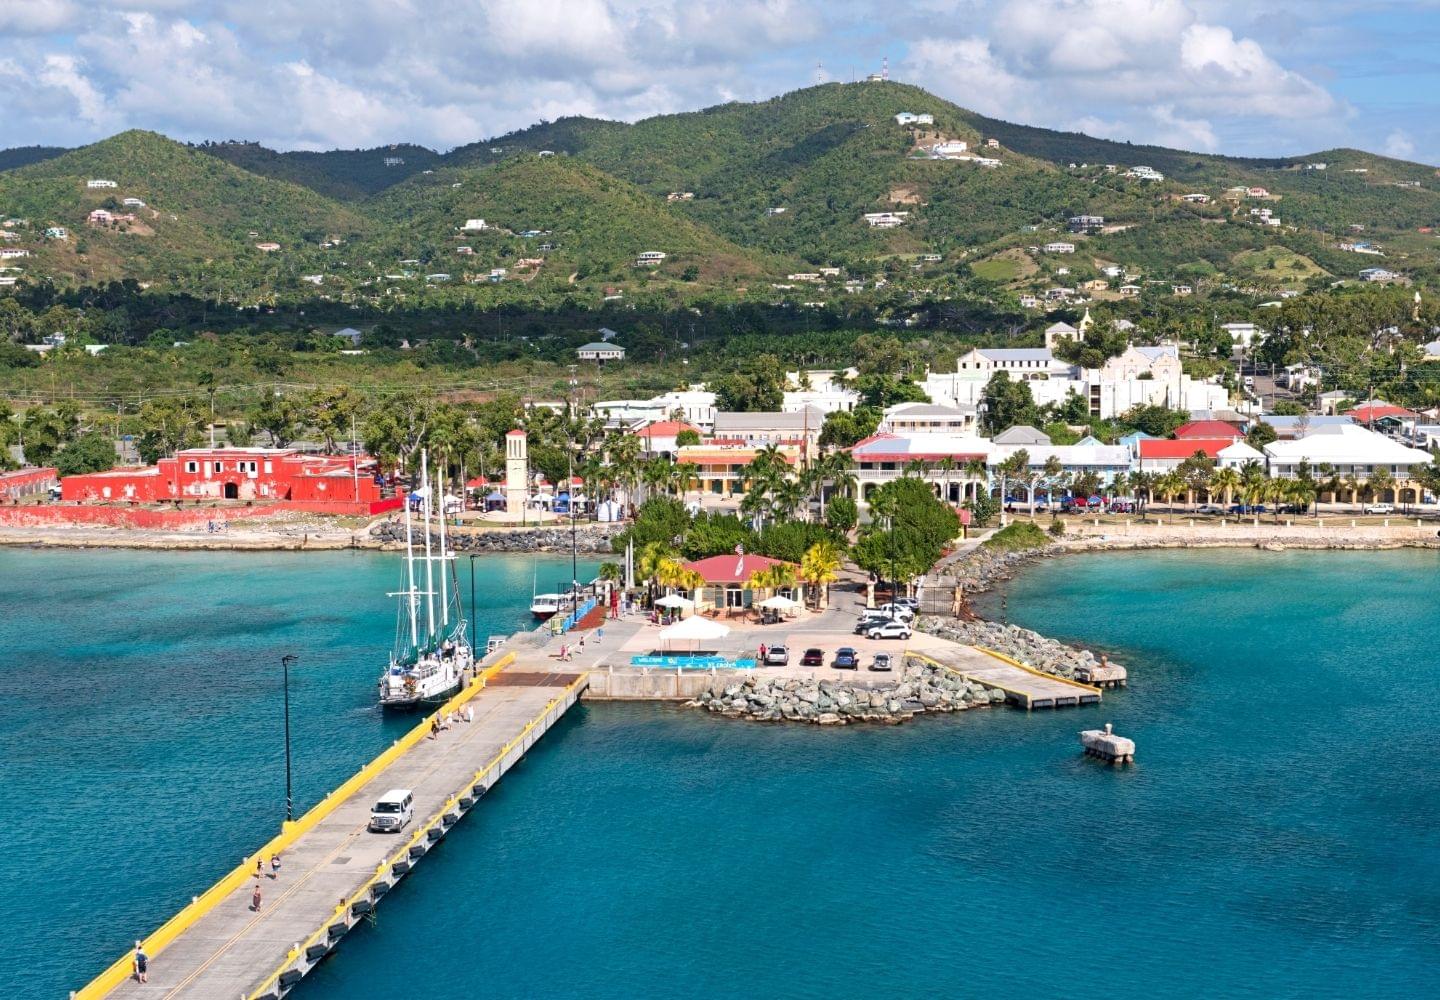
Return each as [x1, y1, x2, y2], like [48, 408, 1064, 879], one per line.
[122, 197, 145, 208]
[1019, 294, 1040, 308]
[863, 212, 908, 228]
[1080, 279, 1109, 293]
[1044, 321, 1081, 349]
[929, 140, 970, 158]
[1068, 215, 1104, 234]
[1043, 241, 1076, 254]
[0, 248, 30, 259]
[766, 207, 787, 216]
[1360, 267, 1400, 283]
[44, 227, 68, 239]
[255, 242, 280, 252]
[1118, 284, 1141, 297]
[1171, 284, 1193, 296]
[1246, 187, 1270, 198]
[1125, 166, 1164, 181]
[636, 251, 667, 266]
[1221, 322, 1262, 350]
[578, 342, 626, 363]
[667, 192, 695, 201]
[332, 327, 363, 346]
[86, 179, 118, 189]
[1182, 193, 1210, 203]
[984, 138, 1000, 148]
[461, 219, 487, 231]
[384, 156, 405, 166]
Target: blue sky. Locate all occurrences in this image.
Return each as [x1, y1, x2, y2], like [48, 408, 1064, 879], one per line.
[0, 1, 1435, 163]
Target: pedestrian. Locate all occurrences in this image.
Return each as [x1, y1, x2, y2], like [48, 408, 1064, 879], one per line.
[270, 853, 281, 879]
[759, 642, 767, 662]
[255, 858, 264, 879]
[559, 643, 568, 662]
[429, 716, 440, 740]
[578, 634, 586, 651]
[465, 705, 474, 724]
[133, 942, 148, 983]
[252, 883, 263, 912]
[596, 627, 604, 644]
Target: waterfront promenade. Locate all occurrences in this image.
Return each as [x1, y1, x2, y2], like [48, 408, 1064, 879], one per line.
[88, 657, 585, 1000]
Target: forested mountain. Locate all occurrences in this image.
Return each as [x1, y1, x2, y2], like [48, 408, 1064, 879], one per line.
[2, 83, 1438, 302]
[0, 130, 367, 291]
[198, 141, 443, 200]
[363, 156, 776, 288]
[0, 145, 66, 172]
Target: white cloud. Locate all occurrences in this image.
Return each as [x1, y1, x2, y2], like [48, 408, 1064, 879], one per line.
[0, 0, 1384, 159]
[1383, 129, 1416, 160]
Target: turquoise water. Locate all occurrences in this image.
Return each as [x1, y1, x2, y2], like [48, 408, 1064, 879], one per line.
[296, 549, 1440, 1000]
[9, 548, 1440, 998]
[0, 548, 597, 999]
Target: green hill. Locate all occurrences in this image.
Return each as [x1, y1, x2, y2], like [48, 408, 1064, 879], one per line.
[198, 141, 443, 200]
[0, 145, 66, 172]
[361, 155, 778, 291]
[0, 130, 366, 291]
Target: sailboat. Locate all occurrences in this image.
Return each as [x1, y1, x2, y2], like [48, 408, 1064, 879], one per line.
[378, 450, 474, 709]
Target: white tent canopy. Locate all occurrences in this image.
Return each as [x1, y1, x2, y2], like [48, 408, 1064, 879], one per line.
[658, 615, 730, 650]
[757, 595, 800, 610]
[655, 594, 694, 609]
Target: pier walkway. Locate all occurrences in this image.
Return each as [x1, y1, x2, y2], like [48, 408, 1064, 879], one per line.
[86, 657, 585, 1000]
[915, 646, 1101, 709]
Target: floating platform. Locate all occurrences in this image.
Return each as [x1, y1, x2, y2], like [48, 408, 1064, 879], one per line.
[1079, 723, 1135, 764]
[916, 646, 1103, 709]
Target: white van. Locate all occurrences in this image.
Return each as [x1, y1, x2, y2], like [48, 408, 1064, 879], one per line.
[369, 788, 414, 832]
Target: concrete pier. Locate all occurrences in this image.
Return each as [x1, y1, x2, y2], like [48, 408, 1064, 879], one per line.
[82, 660, 585, 1000]
[917, 646, 1102, 709]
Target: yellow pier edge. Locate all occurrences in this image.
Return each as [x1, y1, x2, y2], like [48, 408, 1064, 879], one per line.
[75, 652, 517, 1000]
[246, 671, 588, 1000]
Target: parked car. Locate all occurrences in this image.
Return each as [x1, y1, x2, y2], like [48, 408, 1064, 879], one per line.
[893, 597, 920, 611]
[866, 620, 912, 640]
[873, 603, 915, 620]
[1229, 503, 1267, 515]
[800, 648, 825, 667]
[1364, 503, 1395, 515]
[763, 644, 789, 666]
[855, 617, 892, 634]
[869, 652, 893, 672]
[833, 647, 860, 669]
[1197, 504, 1224, 515]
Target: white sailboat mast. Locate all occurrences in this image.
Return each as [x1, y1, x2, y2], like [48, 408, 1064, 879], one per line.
[436, 467, 450, 630]
[403, 473, 419, 649]
[421, 450, 436, 642]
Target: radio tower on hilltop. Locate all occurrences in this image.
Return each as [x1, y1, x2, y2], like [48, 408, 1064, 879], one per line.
[882, 55, 889, 81]
[816, 60, 824, 85]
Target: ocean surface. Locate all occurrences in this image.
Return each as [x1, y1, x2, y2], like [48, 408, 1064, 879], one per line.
[8, 548, 1440, 998]
[0, 548, 598, 999]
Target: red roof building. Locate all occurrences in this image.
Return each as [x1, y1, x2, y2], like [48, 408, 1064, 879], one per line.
[634, 419, 701, 455]
[1136, 438, 1234, 470]
[1349, 403, 1419, 425]
[1, 466, 58, 500]
[682, 553, 793, 585]
[1174, 420, 1242, 440]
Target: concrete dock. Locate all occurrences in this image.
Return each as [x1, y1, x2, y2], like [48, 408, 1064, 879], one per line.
[917, 646, 1102, 709]
[85, 661, 585, 1000]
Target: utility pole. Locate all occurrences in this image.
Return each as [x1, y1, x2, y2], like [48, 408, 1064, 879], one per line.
[280, 654, 298, 823]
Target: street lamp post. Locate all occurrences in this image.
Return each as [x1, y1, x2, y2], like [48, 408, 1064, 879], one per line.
[281, 653, 298, 823]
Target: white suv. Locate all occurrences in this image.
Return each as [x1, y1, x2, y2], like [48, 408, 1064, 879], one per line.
[867, 620, 912, 640]
[1363, 503, 1395, 515]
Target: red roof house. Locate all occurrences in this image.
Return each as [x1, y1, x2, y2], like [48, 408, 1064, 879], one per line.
[682, 553, 794, 585]
[1174, 420, 1242, 440]
[1136, 438, 1234, 469]
[1349, 403, 1419, 425]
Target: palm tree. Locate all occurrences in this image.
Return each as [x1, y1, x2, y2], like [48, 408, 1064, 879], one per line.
[1367, 467, 1395, 509]
[963, 458, 988, 504]
[1131, 470, 1155, 514]
[799, 539, 843, 609]
[1342, 473, 1362, 512]
[1240, 461, 1266, 511]
[1289, 477, 1317, 517]
[1155, 471, 1185, 511]
[1209, 466, 1241, 509]
[995, 449, 1029, 525]
[637, 541, 678, 603]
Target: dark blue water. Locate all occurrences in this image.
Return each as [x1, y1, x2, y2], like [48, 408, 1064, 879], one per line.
[0, 548, 597, 999]
[296, 548, 1440, 1000]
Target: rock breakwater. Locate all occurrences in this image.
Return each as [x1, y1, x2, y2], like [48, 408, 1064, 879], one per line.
[370, 521, 622, 553]
[690, 657, 1004, 725]
[917, 617, 1119, 681]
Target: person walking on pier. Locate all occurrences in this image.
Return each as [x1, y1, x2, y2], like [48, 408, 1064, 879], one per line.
[251, 883, 263, 912]
[132, 942, 148, 983]
[270, 854, 282, 879]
